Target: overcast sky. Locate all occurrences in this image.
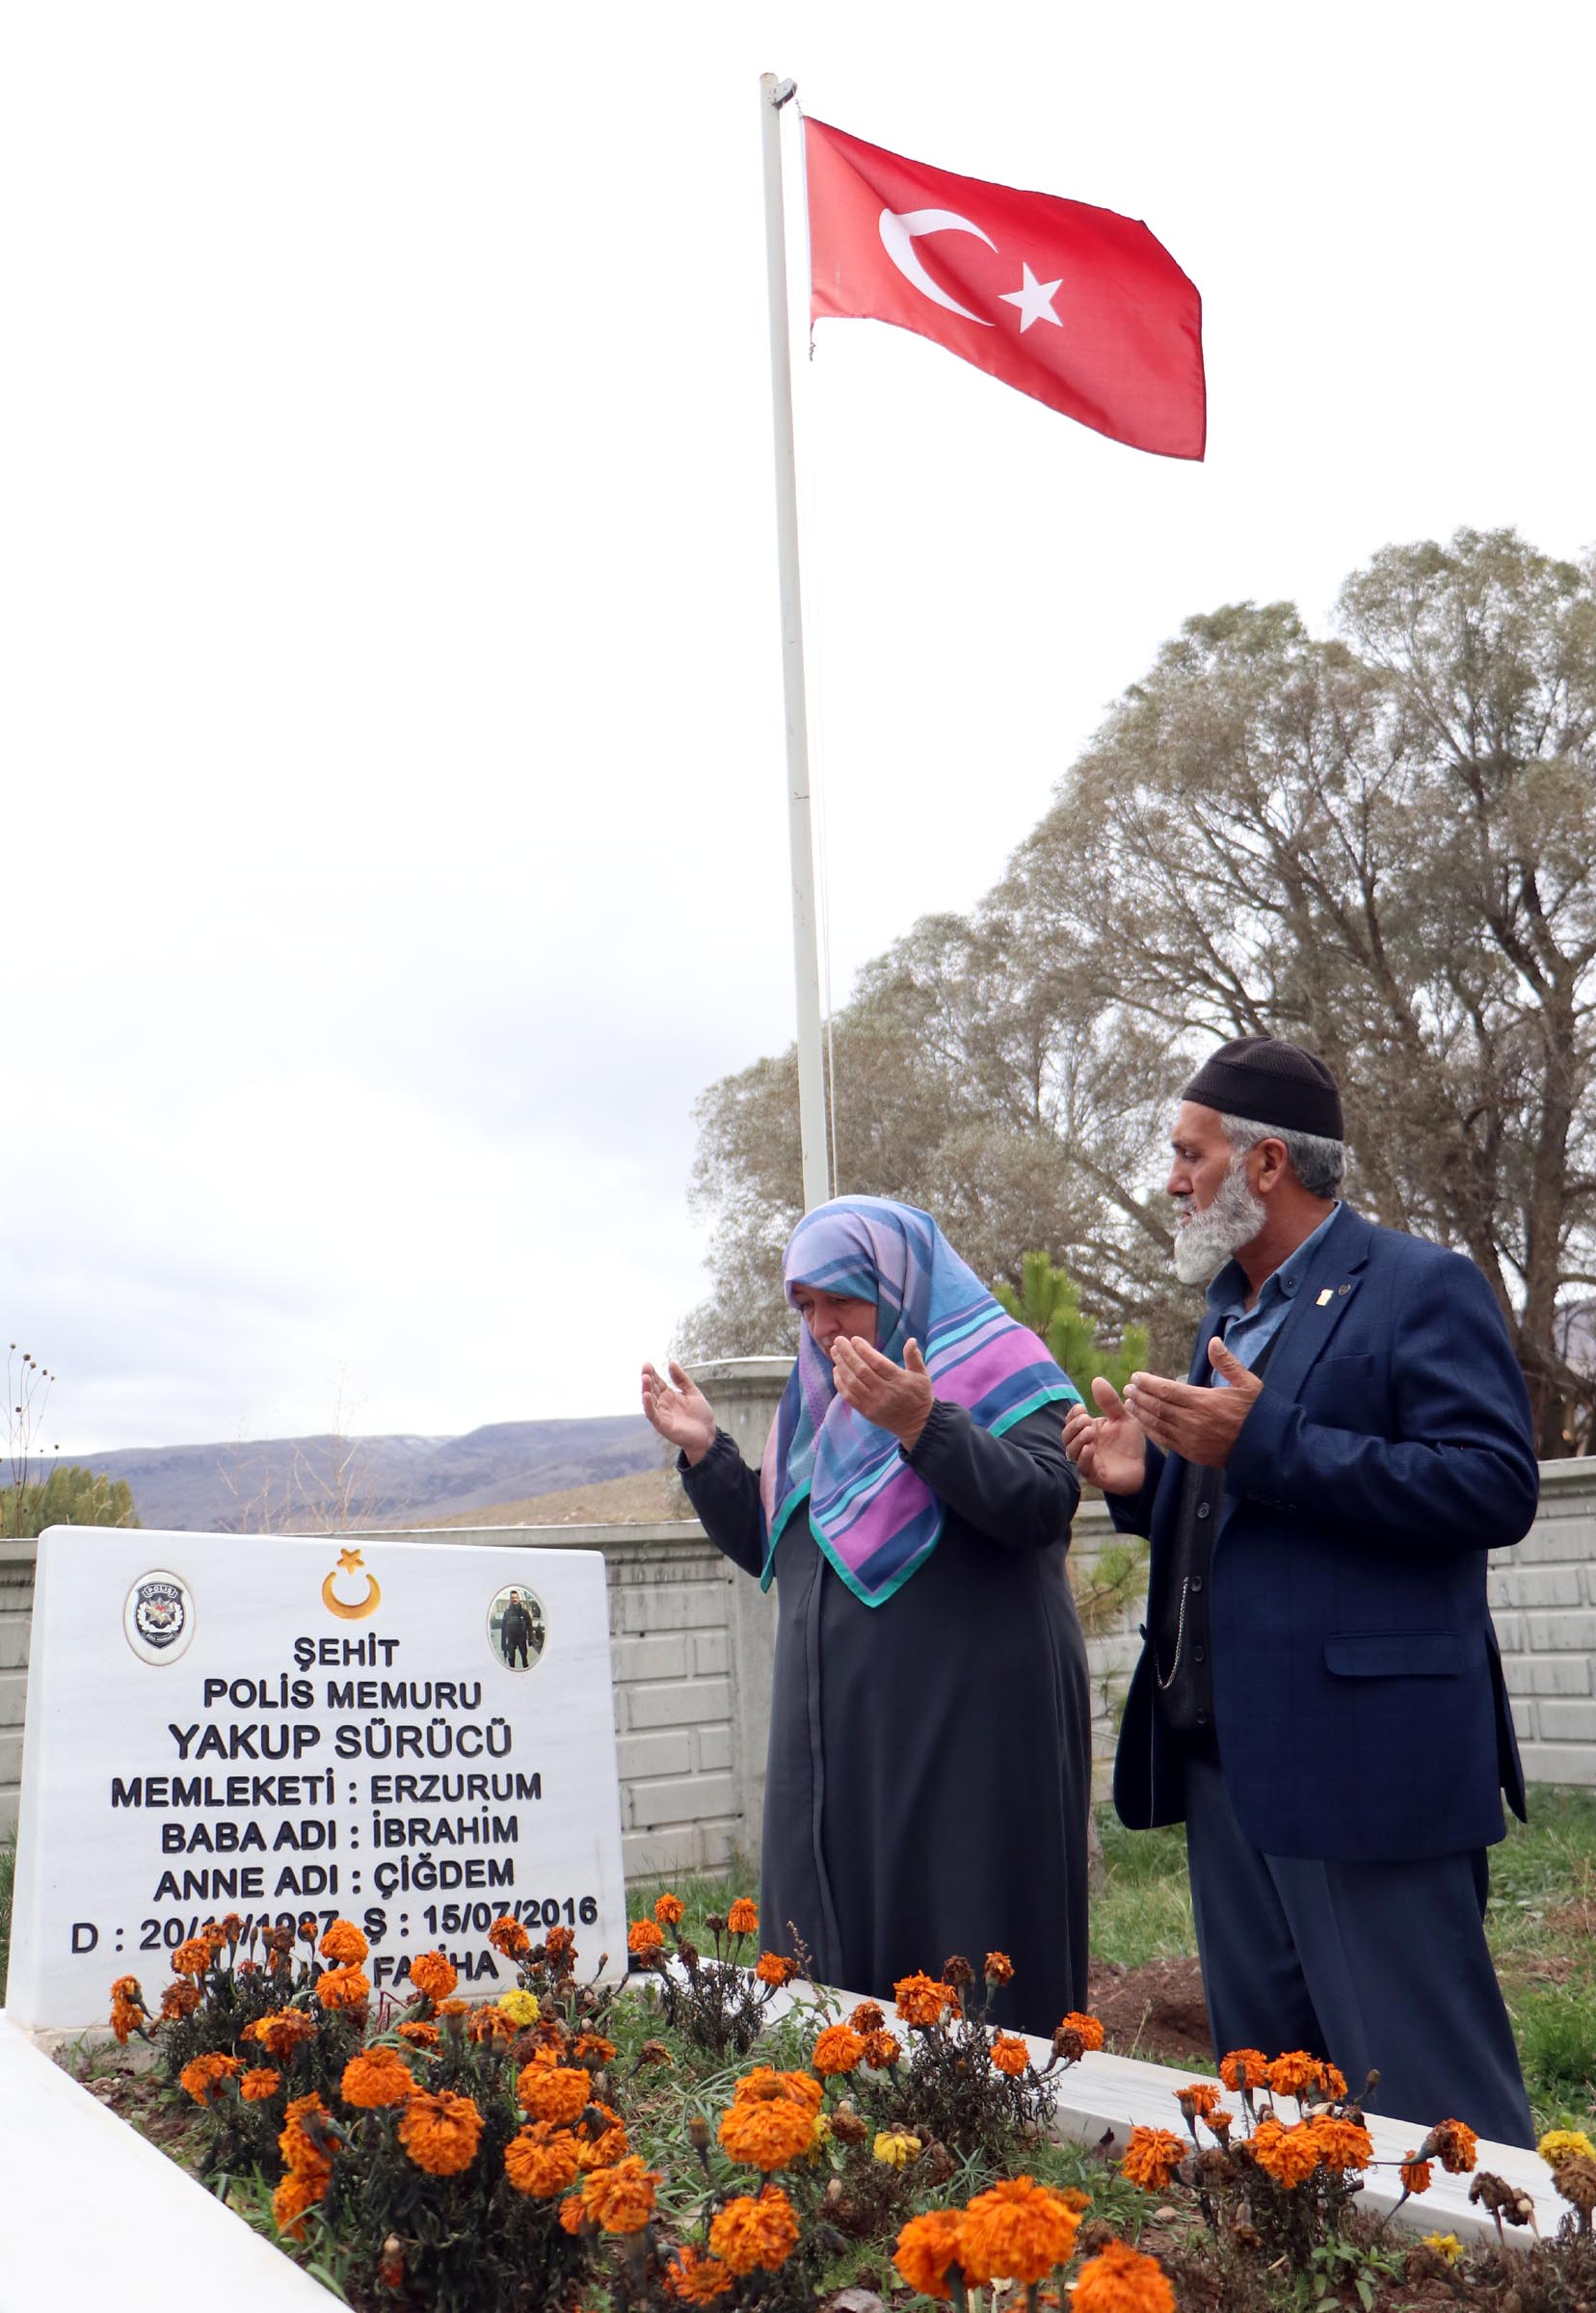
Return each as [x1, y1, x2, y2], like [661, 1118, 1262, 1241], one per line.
[5, 2, 1591, 1456]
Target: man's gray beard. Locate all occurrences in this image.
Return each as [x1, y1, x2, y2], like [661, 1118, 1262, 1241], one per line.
[1172, 1153, 1267, 1286]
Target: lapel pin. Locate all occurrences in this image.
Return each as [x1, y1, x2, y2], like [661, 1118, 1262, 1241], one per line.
[1338, 1283, 1351, 1295]
[1316, 1289, 1333, 1307]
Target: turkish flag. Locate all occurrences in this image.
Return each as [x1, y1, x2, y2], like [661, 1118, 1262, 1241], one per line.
[804, 118, 1206, 461]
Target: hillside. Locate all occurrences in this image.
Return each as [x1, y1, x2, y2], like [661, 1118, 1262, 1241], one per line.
[413, 1465, 689, 1528]
[38, 1416, 661, 1532]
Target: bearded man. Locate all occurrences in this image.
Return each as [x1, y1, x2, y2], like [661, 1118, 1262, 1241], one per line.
[1064, 1036, 1537, 2145]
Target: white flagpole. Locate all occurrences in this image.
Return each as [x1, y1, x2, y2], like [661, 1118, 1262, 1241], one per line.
[759, 70, 831, 1215]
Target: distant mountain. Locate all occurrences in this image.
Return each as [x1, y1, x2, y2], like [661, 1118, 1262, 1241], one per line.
[38, 1416, 662, 1533]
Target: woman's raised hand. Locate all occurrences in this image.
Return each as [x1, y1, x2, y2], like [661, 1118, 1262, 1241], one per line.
[1061, 1376, 1148, 1498]
[830, 1335, 935, 1450]
[640, 1359, 717, 1466]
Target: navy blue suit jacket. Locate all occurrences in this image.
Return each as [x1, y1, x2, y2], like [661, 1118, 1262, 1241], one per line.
[1110, 1206, 1538, 1861]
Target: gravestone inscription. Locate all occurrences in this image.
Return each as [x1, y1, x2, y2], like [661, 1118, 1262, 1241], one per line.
[8, 1528, 626, 2032]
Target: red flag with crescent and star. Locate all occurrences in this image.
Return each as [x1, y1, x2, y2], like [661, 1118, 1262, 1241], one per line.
[804, 118, 1206, 461]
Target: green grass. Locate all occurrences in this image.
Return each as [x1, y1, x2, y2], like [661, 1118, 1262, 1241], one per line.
[1091, 1816, 1195, 1969]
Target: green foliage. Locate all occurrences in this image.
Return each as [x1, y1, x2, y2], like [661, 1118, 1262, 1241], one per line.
[993, 1250, 1149, 1402]
[0, 1463, 140, 1537]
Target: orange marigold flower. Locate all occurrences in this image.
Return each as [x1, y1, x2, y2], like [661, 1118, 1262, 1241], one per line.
[1072, 2238, 1178, 2313]
[717, 2096, 817, 2172]
[314, 1964, 370, 2012]
[488, 1913, 531, 1958]
[574, 2100, 629, 2171]
[317, 1919, 368, 1965]
[894, 2208, 966, 2301]
[504, 2120, 581, 2197]
[280, 2092, 335, 2179]
[399, 2088, 484, 2177]
[731, 2066, 823, 2112]
[241, 2068, 281, 2102]
[1266, 2051, 1325, 2102]
[557, 2194, 585, 2236]
[519, 2062, 593, 2126]
[991, 2034, 1031, 2079]
[1400, 2153, 1434, 2195]
[1321, 2063, 1348, 2100]
[1426, 2120, 1478, 2176]
[756, 1951, 797, 1987]
[436, 1997, 470, 2019]
[573, 2032, 617, 2068]
[727, 1898, 758, 1936]
[109, 1993, 145, 2044]
[985, 1950, 1016, 1982]
[179, 2053, 242, 2106]
[662, 2246, 733, 2303]
[849, 2000, 885, 2033]
[811, 2024, 866, 2076]
[340, 2047, 415, 2109]
[1121, 2126, 1187, 2193]
[397, 2019, 439, 2050]
[708, 2183, 800, 2276]
[864, 2029, 903, 2069]
[1248, 2116, 1322, 2190]
[894, 1971, 955, 2027]
[1057, 2010, 1105, 2052]
[171, 1937, 212, 1979]
[544, 1923, 576, 1962]
[958, 2174, 1081, 2287]
[580, 2153, 659, 2235]
[160, 1982, 201, 2021]
[406, 1950, 458, 2004]
[628, 1918, 665, 1957]
[653, 1892, 685, 1928]
[1176, 2082, 1225, 2122]
[272, 2169, 327, 2242]
[1309, 2116, 1373, 2172]
[1219, 2048, 1268, 2092]
[248, 2007, 317, 2060]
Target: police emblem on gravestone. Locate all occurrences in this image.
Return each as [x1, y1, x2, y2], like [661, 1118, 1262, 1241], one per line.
[122, 1568, 196, 1664]
[488, 1582, 546, 1672]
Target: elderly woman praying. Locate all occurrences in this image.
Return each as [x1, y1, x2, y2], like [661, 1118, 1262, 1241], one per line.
[641, 1194, 1093, 2035]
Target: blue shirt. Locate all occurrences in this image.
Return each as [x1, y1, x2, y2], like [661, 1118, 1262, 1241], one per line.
[1207, 1206, 1341, 1386]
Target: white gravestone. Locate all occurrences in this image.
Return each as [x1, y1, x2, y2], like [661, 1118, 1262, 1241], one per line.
[8, 1528, 627, 2034]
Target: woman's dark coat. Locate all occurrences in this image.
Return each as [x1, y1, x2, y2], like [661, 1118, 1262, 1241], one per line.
[681, 1397, 1091, 2035]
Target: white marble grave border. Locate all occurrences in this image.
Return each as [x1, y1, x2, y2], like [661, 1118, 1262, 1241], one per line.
[0, 1986, 1568, 2313]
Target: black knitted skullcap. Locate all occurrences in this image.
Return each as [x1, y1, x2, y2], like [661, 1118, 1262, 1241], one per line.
[1181, 1035, 1343, 1140]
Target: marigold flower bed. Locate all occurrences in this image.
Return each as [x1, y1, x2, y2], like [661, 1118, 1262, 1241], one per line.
[85, 1899, 1596, 2311]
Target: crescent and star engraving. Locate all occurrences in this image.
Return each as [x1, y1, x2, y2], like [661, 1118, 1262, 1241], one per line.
[878, 209, 1063, 334]
[322, 1545, 382, 1621]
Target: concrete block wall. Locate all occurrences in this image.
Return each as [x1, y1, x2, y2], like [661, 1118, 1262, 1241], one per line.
[0, 1544, 31, 1835]
[1489, 1459, 1596, 1785]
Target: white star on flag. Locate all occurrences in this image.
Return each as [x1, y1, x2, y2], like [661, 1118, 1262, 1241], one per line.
[999, 261, 1064, 332]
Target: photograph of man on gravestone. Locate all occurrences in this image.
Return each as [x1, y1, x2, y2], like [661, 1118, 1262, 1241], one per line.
[488, 1583, 545, 1670]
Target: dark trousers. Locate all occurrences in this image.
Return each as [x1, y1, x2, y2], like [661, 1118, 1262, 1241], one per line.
[1183, 1748, 1533, 2148]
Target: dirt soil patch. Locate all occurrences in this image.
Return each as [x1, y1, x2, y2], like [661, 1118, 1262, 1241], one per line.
[1088, 1955, 1213, 2068]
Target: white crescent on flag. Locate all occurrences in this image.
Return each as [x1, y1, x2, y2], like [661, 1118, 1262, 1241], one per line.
[876, 207, 997, 326]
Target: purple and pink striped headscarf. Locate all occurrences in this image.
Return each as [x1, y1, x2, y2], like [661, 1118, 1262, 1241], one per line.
[758, 1196, 1079, 1606]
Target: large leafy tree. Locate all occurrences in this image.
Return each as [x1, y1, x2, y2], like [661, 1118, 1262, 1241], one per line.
[683, 530, 1596, 1455]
